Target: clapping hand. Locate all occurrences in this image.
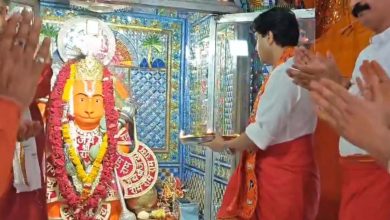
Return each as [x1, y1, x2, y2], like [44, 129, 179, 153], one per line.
[356, 60, 390, 124]
[287, 47, 345, 90]
[0, 9, 51, 108]
[309, 61, 390, 154]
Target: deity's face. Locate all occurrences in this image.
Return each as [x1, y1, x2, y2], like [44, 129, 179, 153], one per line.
[73, 80, 104, 131]
[349, 0, 390, 33]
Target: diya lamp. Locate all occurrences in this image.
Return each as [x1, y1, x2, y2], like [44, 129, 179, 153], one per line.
[249, 0, 262, 9]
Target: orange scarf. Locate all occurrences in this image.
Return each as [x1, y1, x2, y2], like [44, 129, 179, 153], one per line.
[249, 47, 295, 123]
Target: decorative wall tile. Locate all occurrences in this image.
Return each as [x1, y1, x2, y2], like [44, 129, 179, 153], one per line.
[183, 169, 206, 218]
[159, 166, 180, 180]
[186, 18, 210, 135]
[131, 70, 167, 149]
[214, 24, 236, 135]
[212, 181, 229, 218]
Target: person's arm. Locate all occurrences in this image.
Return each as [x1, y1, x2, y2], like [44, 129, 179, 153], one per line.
[208, 63, 300, 153]
[367, 127, 390, 167]
[0, 97, 21, 196]
[310, 78, 390, 165]
[0, 10, 51, 196]
[245, 65, 300, 150]
[345, 49, 367, 92]
[310, 61, 390, 166]
[229, 133, 256, 151]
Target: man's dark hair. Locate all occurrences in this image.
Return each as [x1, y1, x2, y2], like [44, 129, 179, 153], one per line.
[252, 7, 299, 47]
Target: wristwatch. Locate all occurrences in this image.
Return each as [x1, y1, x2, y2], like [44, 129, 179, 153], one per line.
[343, 77, 353, 90]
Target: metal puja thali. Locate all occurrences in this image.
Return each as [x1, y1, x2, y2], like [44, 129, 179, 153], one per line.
[221, 134, 240, 140]
[179, 132, 240, 145]
[179, 132, 215, 145]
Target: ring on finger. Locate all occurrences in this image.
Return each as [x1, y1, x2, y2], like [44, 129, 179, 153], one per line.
[13, 38, 26, 48]
[34, 56, 45, 64]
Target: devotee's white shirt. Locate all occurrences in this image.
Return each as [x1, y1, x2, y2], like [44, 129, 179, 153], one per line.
[246, 58, 317, 150]
[13, 110, 42, 193]
[339, 27, 390, 156]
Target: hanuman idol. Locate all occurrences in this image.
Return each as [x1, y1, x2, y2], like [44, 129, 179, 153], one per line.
[46, 56, 159, 220]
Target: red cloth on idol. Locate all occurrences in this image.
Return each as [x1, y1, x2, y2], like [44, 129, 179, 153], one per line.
[35, 64, 53, 100]
[0, 64, 52, 220]
[339, 157, 390, 220]
[217, 134, 320, 220]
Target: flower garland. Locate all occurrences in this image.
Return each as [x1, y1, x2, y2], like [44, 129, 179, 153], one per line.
[48, 61, 119, 220]
[61, 65, 109, 187]
[65, 125, 108, 184]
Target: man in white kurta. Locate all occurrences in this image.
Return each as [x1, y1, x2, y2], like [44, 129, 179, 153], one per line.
[288, 0, 390, 219]
[205, 7, 320, 220]
[337, 25, 390, 220]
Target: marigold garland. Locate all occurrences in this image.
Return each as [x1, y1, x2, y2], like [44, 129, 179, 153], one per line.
[63, 123, 108, 184]
[62, 64, 109, 186]
[48, 61, 119, 220]
[62, 64, 75, 102]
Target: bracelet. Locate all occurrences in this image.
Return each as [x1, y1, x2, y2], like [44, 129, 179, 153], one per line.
[345, 80, 353, 90]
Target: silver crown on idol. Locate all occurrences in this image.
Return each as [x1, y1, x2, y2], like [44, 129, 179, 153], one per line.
[57, 17, 116, 65]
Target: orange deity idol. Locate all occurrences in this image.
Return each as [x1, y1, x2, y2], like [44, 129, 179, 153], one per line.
[46, 56, 159, 220]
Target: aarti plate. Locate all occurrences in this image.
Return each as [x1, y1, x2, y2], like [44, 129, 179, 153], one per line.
[221, 134, 240, 140]
[180, 133, 215, 145]
[179, 133, 240, 145]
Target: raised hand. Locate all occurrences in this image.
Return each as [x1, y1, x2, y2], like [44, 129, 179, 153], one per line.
[0, 10, 51, 108]
[287, 47, 345, 90]
[358, 60, 390, 97]
[357, 60, 390, 122]
[309, 77, 390, 161]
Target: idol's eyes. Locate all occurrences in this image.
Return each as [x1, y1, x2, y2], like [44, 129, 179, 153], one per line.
[94, 95, 103, 103]
[75, 94, 103, 103]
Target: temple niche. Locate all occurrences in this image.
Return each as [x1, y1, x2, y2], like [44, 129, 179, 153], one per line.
[9, 0, 315, 219]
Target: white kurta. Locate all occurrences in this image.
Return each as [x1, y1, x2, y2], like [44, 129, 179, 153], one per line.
[246, 58, 317, 150]
[12, 110, 42, 193]
[339, 27, 390, 156]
